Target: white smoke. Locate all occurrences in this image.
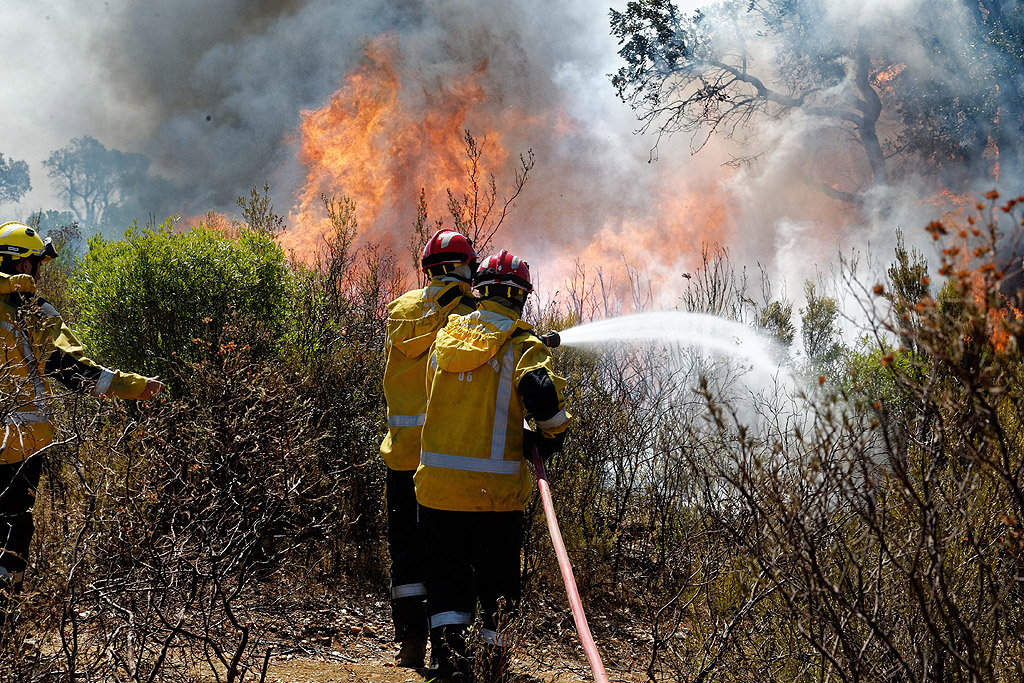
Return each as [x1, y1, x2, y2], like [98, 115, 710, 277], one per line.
[0, 0, 1009, 315]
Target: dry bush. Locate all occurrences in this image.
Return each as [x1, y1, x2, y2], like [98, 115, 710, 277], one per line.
[520, 247, 788, 678]
[11, 185, 1021, 683]
[525, 211, 1023, 682]
[656, 211, 1022, 680]
[6, 320, 324, 682]
[284, 194, 404, 581]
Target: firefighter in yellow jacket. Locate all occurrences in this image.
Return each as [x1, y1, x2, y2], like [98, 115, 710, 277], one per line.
[380, 230, 477, 667]
[0, 222, 163, 628]
[416, 250, 570, 682]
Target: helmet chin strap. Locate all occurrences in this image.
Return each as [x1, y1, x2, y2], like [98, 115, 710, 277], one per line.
[479, 286, 526, 315]
[437, 263, 473, 283]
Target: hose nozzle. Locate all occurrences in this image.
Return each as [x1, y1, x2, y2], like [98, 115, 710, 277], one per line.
[540, 331, 561, 349]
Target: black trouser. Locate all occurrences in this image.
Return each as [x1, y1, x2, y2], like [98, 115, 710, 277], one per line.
[418, 505, 523, 677]
[386, 468, 427, 643]
[0, 455, 42, 633]
[0, 456, 42, 583]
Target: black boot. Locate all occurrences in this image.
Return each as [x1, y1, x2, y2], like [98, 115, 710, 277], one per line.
[393, 595, 428, 667]
[0, 566, 21, 648]
[428, 625, 471, 681]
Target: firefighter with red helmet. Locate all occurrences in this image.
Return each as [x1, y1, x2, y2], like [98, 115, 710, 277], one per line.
[0, 222, 163, 631]
[380, 229, 478, 667]
[416, 250, 570, 682]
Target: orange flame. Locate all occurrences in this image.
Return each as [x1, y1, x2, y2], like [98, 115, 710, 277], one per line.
[283, 36, 502, 261]
[925, 188, 974, 226]
[176, 210, 238, 236]
[281, 37, 740, 312]
[873, 63, 907, 92]
[575, 182, 732, 296]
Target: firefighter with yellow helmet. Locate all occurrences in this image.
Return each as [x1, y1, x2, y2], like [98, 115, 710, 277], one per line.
[0, 221, 163, 629]
[380, 229, 478, 667]
[416, 250, 570, 682]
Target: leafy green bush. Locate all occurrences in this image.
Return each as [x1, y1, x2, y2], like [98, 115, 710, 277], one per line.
[69, 220, 290, 384]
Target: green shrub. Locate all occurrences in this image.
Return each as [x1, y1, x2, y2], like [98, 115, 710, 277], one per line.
[69, 220, 290, 384]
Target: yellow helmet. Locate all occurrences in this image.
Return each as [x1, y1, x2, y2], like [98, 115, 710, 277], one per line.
[0, 222, 58, 263]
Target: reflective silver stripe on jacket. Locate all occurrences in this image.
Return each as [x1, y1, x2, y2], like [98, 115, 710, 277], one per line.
[535, 408, 568, 430]
[420, 450, 522, 475]
[388, 413, 426, 428]
[391, 582, 427, 599]
[489, 346, 514, 460]
[420, 286, 438, 316]
[0, 321, 49, 425]
[465, 309, 516, 332]
[429, 611, 474, 628]
[93, 367, 115, 396]
[421, 285, 444, 315]
[481, 628, 508, 647]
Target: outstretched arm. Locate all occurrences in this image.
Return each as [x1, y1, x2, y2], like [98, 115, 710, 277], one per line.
[44, 314, 161, 400]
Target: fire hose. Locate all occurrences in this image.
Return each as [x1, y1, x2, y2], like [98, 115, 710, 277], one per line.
[531, 446, 609, 683]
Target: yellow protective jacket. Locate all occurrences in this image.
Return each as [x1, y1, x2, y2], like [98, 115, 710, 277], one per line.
[0, 273, 149, 465]
[379, 278, 476, 471]
[415, 300, 570, 512]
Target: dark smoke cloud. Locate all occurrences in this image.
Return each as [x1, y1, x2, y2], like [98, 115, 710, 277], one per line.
[96, 1, 427, 210]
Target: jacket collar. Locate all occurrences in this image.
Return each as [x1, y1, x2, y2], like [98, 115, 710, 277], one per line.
[476, 298, 520, 322]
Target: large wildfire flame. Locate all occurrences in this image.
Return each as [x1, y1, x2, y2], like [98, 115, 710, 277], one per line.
[266, 36, 1013, 316]
[283, 36, 502, 264]
[280, 37, 737, 308]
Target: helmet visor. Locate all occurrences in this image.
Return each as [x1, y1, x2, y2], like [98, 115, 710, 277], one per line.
[39, 238, 58, 263]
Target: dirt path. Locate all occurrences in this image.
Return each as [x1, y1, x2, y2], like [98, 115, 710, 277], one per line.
[259, 634, 617, 683]
[250, 593, 644, 683]
[262, 643, 628, 683]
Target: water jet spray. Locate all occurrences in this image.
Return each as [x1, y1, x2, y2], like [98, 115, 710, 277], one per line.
[552, 311, 784, 378]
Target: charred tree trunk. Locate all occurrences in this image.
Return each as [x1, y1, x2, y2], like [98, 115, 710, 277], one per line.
[854, 42, 889, 187]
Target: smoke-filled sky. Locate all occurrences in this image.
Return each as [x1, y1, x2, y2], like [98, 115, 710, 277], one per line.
[0, 0, 1006, 311]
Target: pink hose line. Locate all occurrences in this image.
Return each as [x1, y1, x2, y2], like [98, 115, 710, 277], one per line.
[532, 448, 609, 683]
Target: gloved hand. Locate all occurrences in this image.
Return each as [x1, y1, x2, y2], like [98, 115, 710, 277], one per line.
[539, 331, 560, 348]
[524, 429, 566, 461]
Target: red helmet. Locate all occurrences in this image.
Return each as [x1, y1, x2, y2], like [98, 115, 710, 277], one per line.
[421, 230, 477, 272]
[473, 250, 532, 293]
